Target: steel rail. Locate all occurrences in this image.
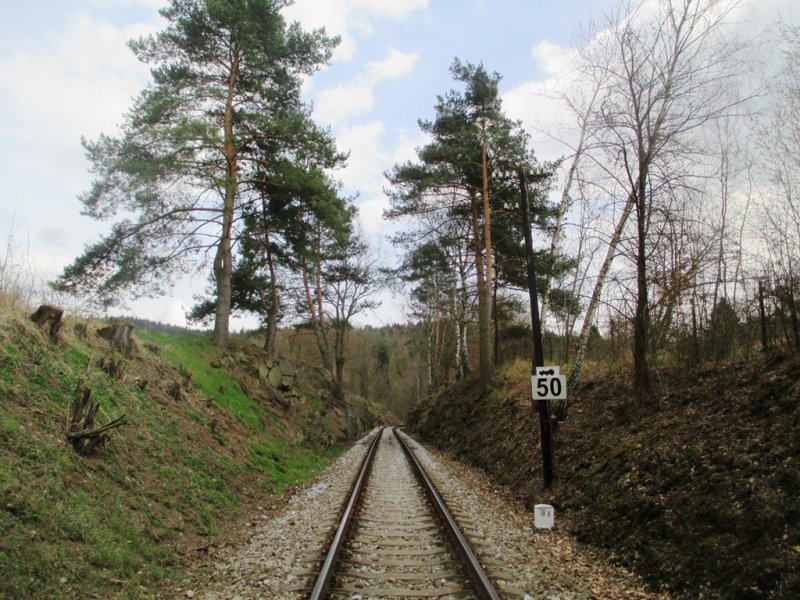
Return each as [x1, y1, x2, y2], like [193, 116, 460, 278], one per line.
[308, 426, 384, 600]
[394, 427, 502, 600]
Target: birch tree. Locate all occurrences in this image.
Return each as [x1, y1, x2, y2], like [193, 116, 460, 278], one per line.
[587, 0, 751, 401]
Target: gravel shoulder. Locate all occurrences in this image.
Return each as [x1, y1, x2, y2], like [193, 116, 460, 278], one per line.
[167, 428, 666, 599]
[400, 431, 667, 599]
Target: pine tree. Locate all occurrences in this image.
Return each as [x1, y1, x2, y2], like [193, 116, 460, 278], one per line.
[55, 0, 337, 348]
[387, 59, 553, 388]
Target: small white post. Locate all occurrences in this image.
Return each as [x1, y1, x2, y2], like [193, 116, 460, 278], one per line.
[534, 503, 554, 529]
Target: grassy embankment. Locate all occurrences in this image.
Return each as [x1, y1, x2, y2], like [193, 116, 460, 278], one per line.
[0, 309, 341, 599]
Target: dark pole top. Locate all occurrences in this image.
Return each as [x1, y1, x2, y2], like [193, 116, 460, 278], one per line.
[518, 167, 545, 369]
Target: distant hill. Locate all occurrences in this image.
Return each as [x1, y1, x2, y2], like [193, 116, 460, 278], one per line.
[122, 316, 205, 335]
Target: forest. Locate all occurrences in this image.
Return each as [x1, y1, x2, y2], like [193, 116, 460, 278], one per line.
[48, 0, 800, 418]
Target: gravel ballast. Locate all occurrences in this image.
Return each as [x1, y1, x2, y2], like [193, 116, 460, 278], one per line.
[172, 428, 666, 599]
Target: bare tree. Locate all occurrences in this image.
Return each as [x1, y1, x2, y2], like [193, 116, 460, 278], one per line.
[540, 61, 609, 336]
[586, 0, 752, 402]
[752, 23, 800, 353]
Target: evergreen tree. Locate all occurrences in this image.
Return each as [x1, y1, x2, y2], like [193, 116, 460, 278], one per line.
[54, 0, 337, 348]
[387, 58, 553, 388]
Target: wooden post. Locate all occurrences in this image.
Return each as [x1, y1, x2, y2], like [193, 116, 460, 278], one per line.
[518, 168, 555, 489]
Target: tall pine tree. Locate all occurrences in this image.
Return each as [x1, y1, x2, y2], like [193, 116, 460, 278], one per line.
[55, 0, 337, 348]
[387, 59, 553, 388]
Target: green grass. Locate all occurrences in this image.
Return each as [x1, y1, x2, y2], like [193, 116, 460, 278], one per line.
[138, 330, 344, 492]
[137, 331, 263, 428]
[0, 319, 344, 598]
[0, 435, 170, 598]
[0, 324, 181, 597]
[248, 438, 343, 494]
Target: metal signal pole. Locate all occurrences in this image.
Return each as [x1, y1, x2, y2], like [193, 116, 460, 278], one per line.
[518, 167, 556, 488]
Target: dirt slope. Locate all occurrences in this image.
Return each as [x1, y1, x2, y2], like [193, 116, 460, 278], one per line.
[410, 354, 800, 599]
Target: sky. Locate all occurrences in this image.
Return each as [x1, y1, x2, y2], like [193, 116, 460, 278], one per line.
[0, 0, 794, 328]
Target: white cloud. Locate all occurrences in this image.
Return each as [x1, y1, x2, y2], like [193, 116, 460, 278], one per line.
[314, 47, 419, 125]
[282, 0, 429, 62]
[390, 128, 427, 166]
[532, 40, 574, 78]
[337, 120, 388, 198]
[315, 81, 377, 125]
[0, 12, 157, 140]
[358, 195, 391, 235]
[331, 119, 425, 238]
[341, 124, 427, 247]
[0, 10, 160, 202]
[366, 47, 419, 80]
[504, 41, 579, 164]
[91, 0, 164, 8]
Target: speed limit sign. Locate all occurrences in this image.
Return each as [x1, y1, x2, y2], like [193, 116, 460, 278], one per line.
[532, 366, 567, 401]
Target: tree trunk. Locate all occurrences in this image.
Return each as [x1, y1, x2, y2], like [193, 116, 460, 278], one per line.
[30, 304, 64, 343]
[758, 279, 769, 351]
[452, 286, 463, 381]
[67, 379, 125, 455]
[213, 49, 241, 349]
[334, 327, 347, 399]
[314, 223, 329, 356]
[470, 191, 491, 389]
[426, 318, 434, 392]
[455, 250, 470, 379]
[691, 296, 700, 365]
[481, 136, 495, 374]
[540, 84, 597, 331]
[261, 200, 279, 355]
[787, 283, 800, 352]
[492, 267, 500, 366]
[568, 192, 636, 391]
[97, 320, 136, 356]
[633, 178, 651, 404]
[302, 266, 333, 372]
[433, 278, 442, 387]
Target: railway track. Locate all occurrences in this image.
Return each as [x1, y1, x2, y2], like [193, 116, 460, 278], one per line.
[305, 427, 504, 599]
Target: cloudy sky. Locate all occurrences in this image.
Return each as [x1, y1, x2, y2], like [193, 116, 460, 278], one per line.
[0, 0, 793, 327]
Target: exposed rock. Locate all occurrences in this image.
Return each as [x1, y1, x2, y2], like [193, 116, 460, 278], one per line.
[258, 363, 270, 381]
[280, 375, 296, 390]
[268, 365, 283, 388]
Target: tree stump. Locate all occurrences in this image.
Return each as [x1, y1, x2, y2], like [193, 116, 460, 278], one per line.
[98, 355, 125, 380]
[72, 322, 88, 340]
[97, 320, 136, 357]
[167, 381, 185, 402]
[66, 379, 125, 455]
[30, 304, 64, 343]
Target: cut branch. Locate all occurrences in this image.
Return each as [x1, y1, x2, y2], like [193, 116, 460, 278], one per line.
[66, 379, 126, 455]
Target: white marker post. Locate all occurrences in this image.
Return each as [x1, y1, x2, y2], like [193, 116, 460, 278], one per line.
[531, 367, 564, 529]
[534, 503, 555, 529]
